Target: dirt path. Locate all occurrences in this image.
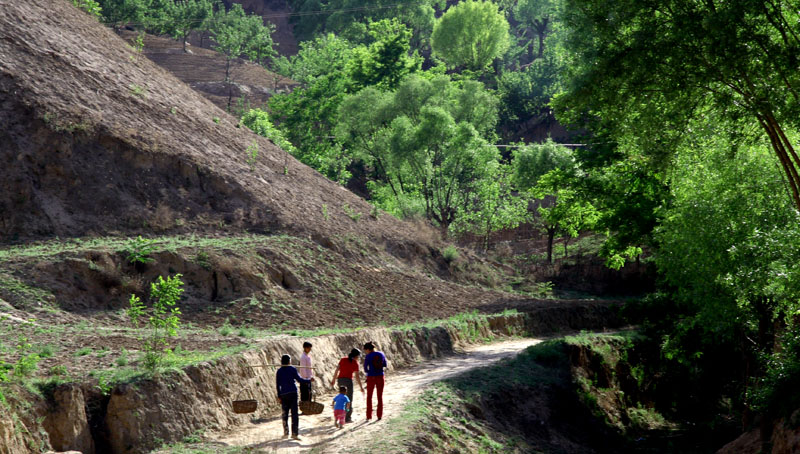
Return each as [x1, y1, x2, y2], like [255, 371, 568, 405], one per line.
[212, 338, 542, 453]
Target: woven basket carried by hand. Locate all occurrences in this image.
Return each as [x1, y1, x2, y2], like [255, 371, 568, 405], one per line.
[299, 397, 324, 415]
[232, 399, 258, 414]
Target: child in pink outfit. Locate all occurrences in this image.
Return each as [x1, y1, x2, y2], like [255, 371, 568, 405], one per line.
[332, 386, 351, 428]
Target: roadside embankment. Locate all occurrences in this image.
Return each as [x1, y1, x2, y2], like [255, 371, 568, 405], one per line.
[1, 301, 621, 454]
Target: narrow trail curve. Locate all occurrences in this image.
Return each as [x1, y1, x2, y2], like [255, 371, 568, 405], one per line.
[212, 338, 542, 453]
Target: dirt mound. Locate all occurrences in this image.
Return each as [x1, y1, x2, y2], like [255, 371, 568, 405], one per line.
[0, 0, 430, 254]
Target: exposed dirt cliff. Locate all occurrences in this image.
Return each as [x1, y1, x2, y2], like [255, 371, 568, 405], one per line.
[0, 0, 430, 252]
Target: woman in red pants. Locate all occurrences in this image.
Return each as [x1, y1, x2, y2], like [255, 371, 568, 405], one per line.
[363, 341, 387, 421]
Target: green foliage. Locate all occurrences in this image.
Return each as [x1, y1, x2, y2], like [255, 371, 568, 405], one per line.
[240, 109, 296, 156]
[336, 74, 501, 231]
[431, 0, 511, 71]
[513, 0, 561, 60]
[98, 0, 150, 30]
[128, 275, 184, 374]
[346, 19, 421, 90]
[287, 0, 441, 45]
[342, 204, 362, 222]
[49, 365, 68, 376]
[124, 235, 156, 265]
[13, 336, 40, 378]
[497, 53, 561, 134]
[556, 0, 800, 211]
[655, 127, 800, 361]
[72, 0, 103, 17]
[161, 0, 214, 52]
[210, 3, 275, 81]
[441, 245, 459, 263]
[245, 140, 258, 170]
[268, 35, 354, 183]
[451, 165, 529, 250]
[514, 140, 599, 263]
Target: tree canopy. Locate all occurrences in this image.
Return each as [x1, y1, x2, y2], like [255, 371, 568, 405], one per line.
[431, 0, 511, 71]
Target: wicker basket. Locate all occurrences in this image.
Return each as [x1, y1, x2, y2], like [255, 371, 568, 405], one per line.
[299, 392, 324, 415]
[232, 399, 258, 414]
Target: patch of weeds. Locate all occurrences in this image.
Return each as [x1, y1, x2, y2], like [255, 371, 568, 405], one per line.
[74, 347, 93, 357]
[370, 203, 381, 219]
[116, 348, 130, 367]
[194, 251, 212, 270]
[182, 428, 205, 443]
[49, 365, 68, 376]
[0, 272, 56, 309]
[236, 326, 255, 338]
[212, 116, 220, 124]
[123, 236, 156, 266]
[129, 83, 147, 99]
[342, 204, 362, 222]
[218, 322, 233, 337]
[322, 204, 329, 221]
[442, 245, 459, 263]
[37, 344, 55, 358]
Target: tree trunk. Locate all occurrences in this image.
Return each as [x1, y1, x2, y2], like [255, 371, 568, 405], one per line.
[546, 227, 555, 264]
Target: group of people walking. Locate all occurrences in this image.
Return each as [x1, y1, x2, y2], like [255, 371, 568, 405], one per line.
[275, 341, 388, 439]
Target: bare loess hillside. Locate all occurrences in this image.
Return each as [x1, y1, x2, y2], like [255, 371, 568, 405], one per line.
[0, 0, 423, 250]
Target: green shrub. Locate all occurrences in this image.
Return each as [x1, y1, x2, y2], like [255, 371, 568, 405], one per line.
[128, 275, 184, 374]
[124, 236, 156, 266]
[442, 245, 459, 263]
[116, 348, 129, 367]
[14, 354, 40, 378]
[38, 344, 55, 358]
[343, 204, 362, 222]
[74, 347, 93, 356]
[71, 0, 101, 17]
[245, 140, 259, 170]
[50, 365, 68, 376]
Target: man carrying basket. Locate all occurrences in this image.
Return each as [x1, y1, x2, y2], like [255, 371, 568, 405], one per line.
[276, 354, 313, 439]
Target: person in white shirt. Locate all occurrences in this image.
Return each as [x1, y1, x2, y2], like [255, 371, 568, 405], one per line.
[299, 341, 313, 405]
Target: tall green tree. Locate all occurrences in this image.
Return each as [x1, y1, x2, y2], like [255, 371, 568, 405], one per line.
[513, 0, 561, 61]
[451, 164, 529, 250]
[431, 0, 511, 72]
[346, 19, 422, 90]
[99, 0, 150, 31]
[210, 3, 275, 82]
[163, 0, 215, 52]
[269, 34, 356, 183]
[336, 74, 501, 232]
[655, 121, 800, 417]
[514, 139, 597, 263]
[556, 0, 800, 211]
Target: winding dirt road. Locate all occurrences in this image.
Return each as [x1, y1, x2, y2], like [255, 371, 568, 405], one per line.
[211, 338, 542, 453]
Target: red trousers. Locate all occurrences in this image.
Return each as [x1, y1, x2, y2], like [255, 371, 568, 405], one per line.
[366, 375, 385, 419]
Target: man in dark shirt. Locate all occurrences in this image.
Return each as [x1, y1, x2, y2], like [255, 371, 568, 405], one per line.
[276, 354, 312, 439]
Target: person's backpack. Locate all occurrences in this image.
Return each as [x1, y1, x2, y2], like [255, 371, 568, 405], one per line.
[371, 353, 384, 371]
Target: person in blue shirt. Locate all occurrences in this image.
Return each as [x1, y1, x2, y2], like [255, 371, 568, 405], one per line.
[363, 341, 387, 421]
[332, 386, 351, 428]
[276, 354, 312, 439]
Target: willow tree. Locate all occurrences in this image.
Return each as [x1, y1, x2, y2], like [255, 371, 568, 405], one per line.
[431, 0, 510, 72]
[556, 0, 800, 211]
